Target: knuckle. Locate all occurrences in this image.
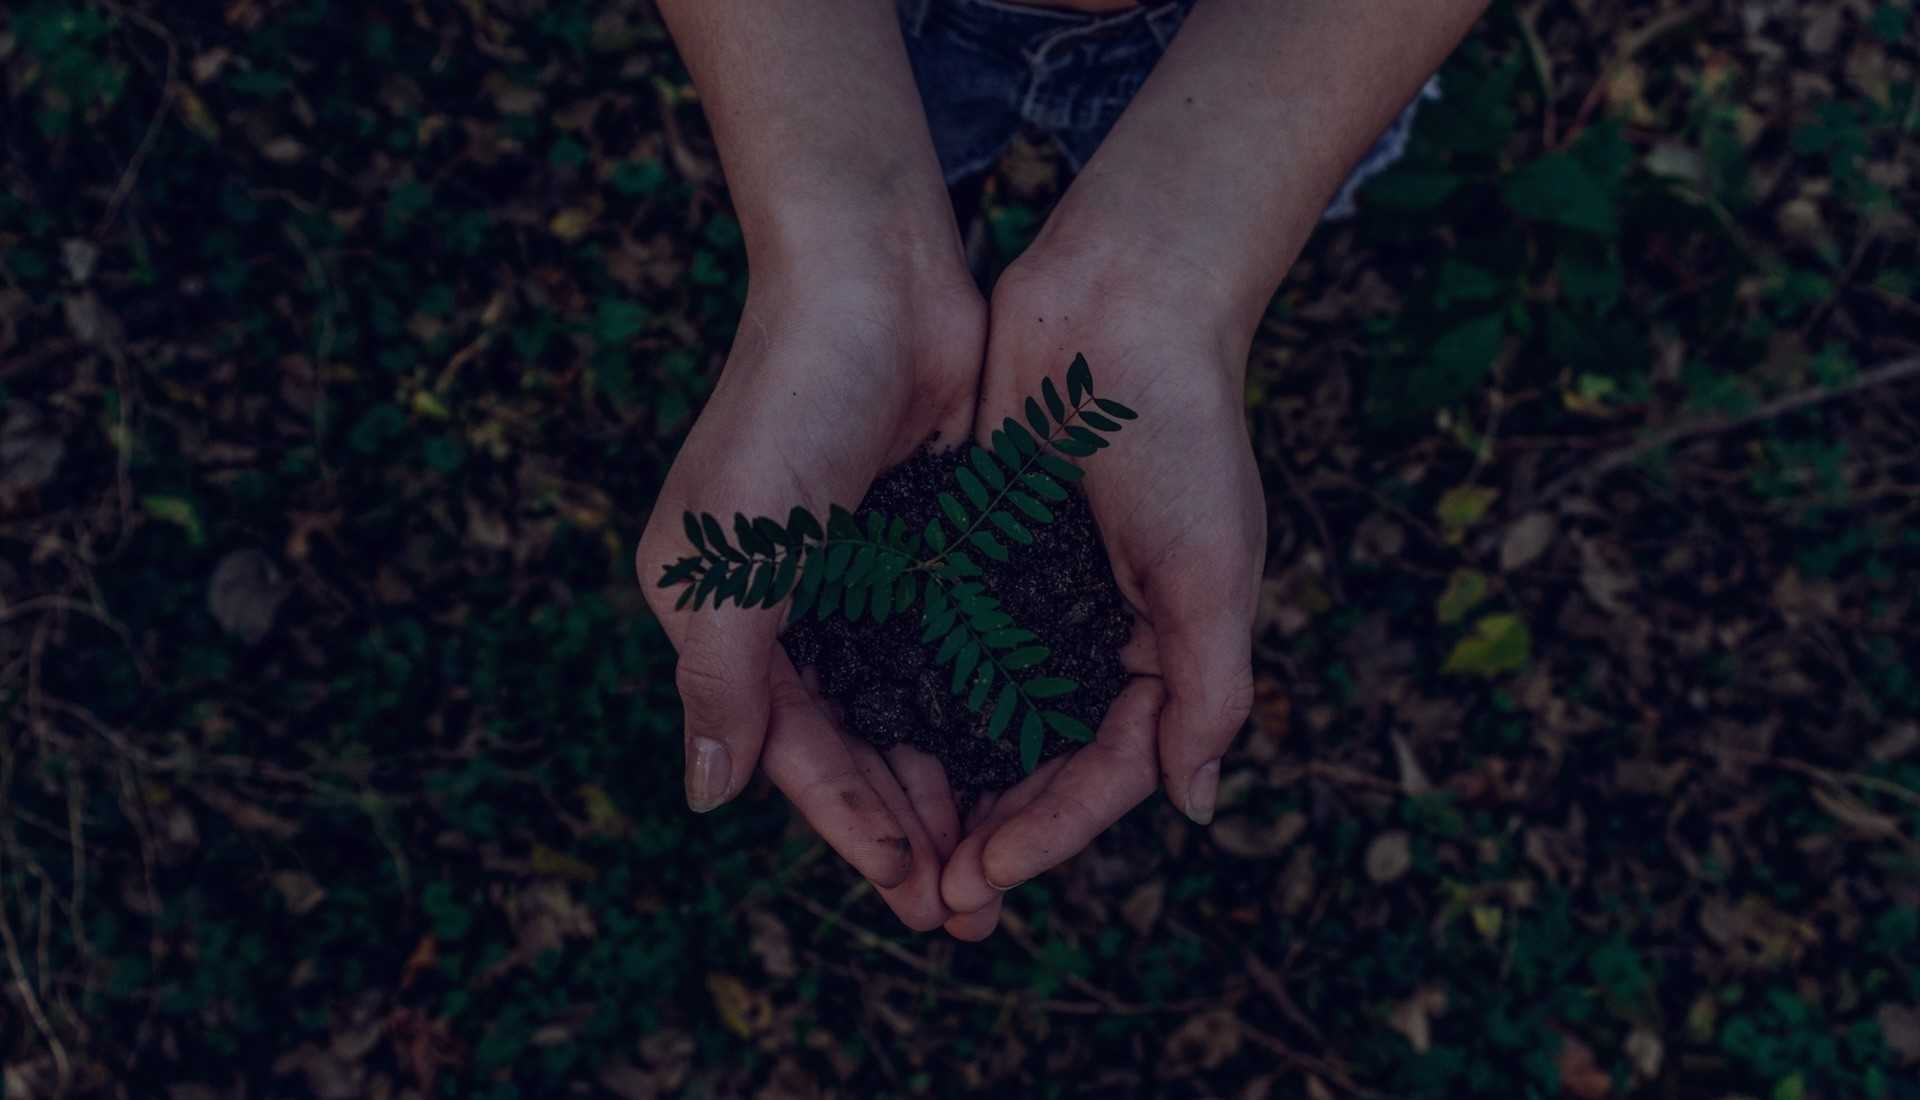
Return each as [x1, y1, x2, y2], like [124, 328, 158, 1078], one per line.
[1221, 666, 1256, 729]
[674, 656, 735, 718]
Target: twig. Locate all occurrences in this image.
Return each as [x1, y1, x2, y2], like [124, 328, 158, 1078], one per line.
[1717, 749, 1920, 812]
[93, 1, 180, 239]
[1529, 355, 1920, 510]
[1237, 1022, 1382, 1098]
[1274, 458, 1344, 603]
[0, 844, 73, 1092]
[996, 908, 1132, 1012]
[1242, 949, 1324, 1045]
[1514, 1, 1555, 147]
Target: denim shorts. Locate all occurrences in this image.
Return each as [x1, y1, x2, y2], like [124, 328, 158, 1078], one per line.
[897, 0, 1438, 220]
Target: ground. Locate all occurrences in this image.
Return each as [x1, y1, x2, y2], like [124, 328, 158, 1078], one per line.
[1, 1, 1918, 1098]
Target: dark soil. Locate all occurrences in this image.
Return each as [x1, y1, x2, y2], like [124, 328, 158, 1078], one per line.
[780, 447, 1133, 793]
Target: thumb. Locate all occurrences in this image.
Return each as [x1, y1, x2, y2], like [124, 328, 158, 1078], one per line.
[672, 614, 776, 813]
[1152, 596, 1256, 827]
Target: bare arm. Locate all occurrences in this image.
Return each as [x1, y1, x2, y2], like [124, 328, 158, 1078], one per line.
[1033, 0, 1490, 342]
[644, 2, 983, 933]
[654, 0, 964, 280]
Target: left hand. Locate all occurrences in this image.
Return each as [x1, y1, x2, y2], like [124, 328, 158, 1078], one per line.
[938, 238, 1267, 940]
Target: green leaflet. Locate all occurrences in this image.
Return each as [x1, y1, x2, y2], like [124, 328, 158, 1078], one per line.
[1025, 398, 1049, 439]
[970, 530, 1008, 562]
[988, 683, 1019, 740]
[969, 445, 1006, 490]
[990, 511, 1032, 544]
[955, 467, 989, 509]
[966, 665, 993, 711]
[1007, 491, 1054, 524]
[1042, 377, 1066, 423]
[1042, 711, 1094, 742]
[939, 493, 969, 528]
[1024, 677, 1076, 699]
[1002, 646, 1050, 670]
[1019, 711, 1044, 772]
[951, 641, 981, 693]
[1066, 353, 1093, 404]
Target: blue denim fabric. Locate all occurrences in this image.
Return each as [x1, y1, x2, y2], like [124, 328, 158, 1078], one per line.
[896, 0, 1438, 221]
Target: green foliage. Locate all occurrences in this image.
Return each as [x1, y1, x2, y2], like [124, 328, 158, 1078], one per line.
[12, 3, 128, 138]
[657, 355, 1132, 771]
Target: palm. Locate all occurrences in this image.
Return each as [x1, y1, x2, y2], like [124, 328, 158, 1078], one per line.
[939, 272, 1263, 939]
[638, 277, 983, 931]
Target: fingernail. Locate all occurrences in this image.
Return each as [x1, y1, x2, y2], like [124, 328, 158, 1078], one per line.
[985, 874, 1029, 892]
[686, 737, 731, 813]
[1186, 758, 1221, 826]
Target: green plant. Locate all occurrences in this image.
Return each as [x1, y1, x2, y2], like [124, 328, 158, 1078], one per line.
[655, 354, 1136, 773]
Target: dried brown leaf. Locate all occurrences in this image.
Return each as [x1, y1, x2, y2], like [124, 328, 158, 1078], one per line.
[1365, 830, 1413, 884]
[210, 548, 291, 644]
[747, 909, 797, 980]
[1879, 1004, 1920, 1065]
[1121, 879, 1166, 936]
[1163, 1010, 1242, 1072]
[1213, 811, 1307, 860]
[1557, 1032, 1611, 1099]
[271, 870, 327, 916]
[0, 406, 64, 493]
[1500, 512, 1557, 571]
[1386, 987, 1447, 1053]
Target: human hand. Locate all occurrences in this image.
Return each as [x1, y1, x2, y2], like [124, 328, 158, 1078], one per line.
[637, 249, 983, 931]
[939, 241, 1265, 940]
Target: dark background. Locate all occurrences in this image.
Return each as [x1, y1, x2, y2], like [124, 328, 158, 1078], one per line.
[1, 1, 1917, 1097]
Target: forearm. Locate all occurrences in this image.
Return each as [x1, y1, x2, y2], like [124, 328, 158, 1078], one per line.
[657, 1, 964, 280]
[1032, 0, 1488, 346]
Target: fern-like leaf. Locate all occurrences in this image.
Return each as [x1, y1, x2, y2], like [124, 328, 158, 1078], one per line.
[655, 353, 1134, 775]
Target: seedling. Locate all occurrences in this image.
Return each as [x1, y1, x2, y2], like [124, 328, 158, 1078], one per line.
[656, 354, 1137, 772]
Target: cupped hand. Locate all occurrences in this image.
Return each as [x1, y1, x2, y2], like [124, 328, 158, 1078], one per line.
[637, 259, 983, 931]
[939, 246, 1265, 938]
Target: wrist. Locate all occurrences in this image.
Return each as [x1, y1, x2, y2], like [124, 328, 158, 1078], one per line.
[1022, 195, 1278, 364]
[744, 164, 969, 291]
[1007, 215, 1260, 384]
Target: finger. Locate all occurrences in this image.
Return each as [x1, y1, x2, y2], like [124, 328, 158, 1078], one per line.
[762, 660, 914, 889]
[886, 745, 961, 861]
[963, 790, 1001, 833]
[851, 740, 952, 932]
[1151, 601, 1256, 827]
[671, 611, 778, 813]
[978, 678, 1166, 892]
[940, 754, 1073, 915]
[943, 896, 1003, 942]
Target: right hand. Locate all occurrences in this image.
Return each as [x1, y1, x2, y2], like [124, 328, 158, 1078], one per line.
[636, 252, 984, 931]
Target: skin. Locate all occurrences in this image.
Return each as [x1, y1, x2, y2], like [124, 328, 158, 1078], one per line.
[641, 0, 1489, 938]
